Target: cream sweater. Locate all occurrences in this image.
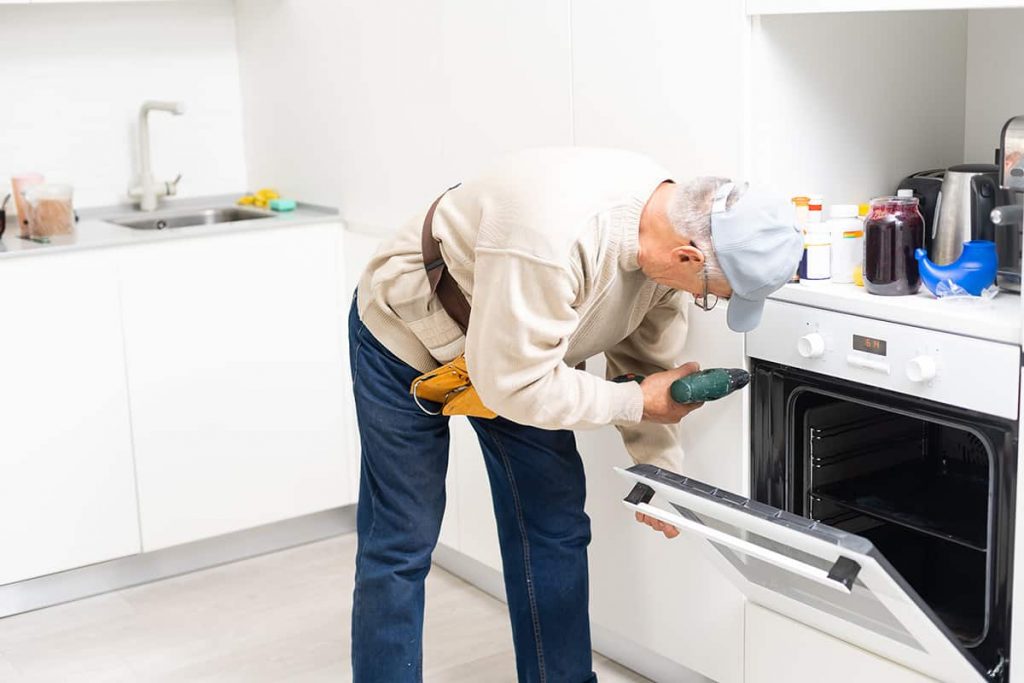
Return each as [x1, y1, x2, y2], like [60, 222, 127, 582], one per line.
[357, 147, 689, 470]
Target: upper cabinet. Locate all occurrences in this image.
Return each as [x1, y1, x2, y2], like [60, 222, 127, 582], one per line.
[747, 0, 1024, 14]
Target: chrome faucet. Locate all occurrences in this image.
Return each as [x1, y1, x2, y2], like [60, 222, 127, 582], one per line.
[129, 100, 185, 212]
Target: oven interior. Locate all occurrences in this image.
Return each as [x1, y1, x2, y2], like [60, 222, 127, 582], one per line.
[792, 391, 992, 646]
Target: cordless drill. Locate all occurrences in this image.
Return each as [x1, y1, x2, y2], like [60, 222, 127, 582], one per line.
[612, 368, 750, 403]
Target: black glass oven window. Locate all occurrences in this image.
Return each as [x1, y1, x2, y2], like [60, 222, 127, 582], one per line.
[796, 393, 991, 645]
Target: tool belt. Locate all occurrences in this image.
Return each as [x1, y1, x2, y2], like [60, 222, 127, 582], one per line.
[409, 186, 497, 420]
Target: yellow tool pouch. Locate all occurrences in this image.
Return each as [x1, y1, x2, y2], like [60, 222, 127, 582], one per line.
[410, 354, 497, 419]
[408, 184, 497, 420]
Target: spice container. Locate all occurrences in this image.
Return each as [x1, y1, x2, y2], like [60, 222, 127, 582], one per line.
[11, 172, 44, 238]
[799, 221, 832, 280]
[828, 204, 864, 284]
[864, 196, 925, 296]
[791, 196, 810, 226]
[807, 195, 824, 224]
[24, 184, 74, 238]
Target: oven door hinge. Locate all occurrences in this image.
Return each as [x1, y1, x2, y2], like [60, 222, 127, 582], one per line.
[624, 482, 656, 506]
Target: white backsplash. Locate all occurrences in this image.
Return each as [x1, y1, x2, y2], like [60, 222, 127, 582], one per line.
[0, 0, 247, 209]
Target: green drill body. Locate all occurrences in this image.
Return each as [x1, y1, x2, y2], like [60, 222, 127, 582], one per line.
[612, 368, 750, 404]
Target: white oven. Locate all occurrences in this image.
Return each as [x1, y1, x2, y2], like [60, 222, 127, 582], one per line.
[619, 295, 1020, 682]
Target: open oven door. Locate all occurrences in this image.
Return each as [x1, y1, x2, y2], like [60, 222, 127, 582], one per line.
[618, 464, 989, 683]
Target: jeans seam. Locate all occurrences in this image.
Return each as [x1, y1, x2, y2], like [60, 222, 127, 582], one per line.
[351, 335, 365, 386]
[486, 424, 547, 683]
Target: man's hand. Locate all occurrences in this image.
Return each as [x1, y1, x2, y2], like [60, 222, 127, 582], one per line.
[635, 511, 680, 539]
[640, 362, 705, 423]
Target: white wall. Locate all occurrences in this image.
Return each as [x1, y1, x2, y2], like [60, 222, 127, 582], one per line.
[235, 0, 573, 231]
[964, 9, 1024, 163]
[571, 0, 748, 179]
[750, 11, 969, 205]
[0, 0, 247, 208]
[234, 0, 750, 233]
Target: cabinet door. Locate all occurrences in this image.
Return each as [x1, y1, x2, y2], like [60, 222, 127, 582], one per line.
[745, 603, 934, 683]
[0, 252, 140, 584]
[340, 228, 382, 504]
[119, 224, 349, 550]
[449, 417, 501, 569]
[341, 228, 464, 549]
[582, 303, 747, 683]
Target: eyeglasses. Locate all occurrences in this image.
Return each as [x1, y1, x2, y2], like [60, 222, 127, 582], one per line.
[694, 265, 719, 312]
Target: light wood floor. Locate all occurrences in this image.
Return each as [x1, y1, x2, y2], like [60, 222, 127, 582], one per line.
[0, 535, 649, 682]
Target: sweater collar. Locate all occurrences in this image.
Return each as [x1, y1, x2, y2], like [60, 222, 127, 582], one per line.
[617, 177, 670, 272]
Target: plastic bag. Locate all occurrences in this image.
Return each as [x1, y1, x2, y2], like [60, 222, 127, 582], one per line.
[933, 281, 999, 308]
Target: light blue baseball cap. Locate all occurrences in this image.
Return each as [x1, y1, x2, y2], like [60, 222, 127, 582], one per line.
[710, 182, 803, 333]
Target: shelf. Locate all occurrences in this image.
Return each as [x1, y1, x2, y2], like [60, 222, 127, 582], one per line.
[814, 461, 989, 551]
[859, 522, 986, 643]
[747, 0, 1024, 15]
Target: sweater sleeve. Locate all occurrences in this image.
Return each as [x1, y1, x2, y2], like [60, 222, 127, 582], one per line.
[605, 288, 690, 471]
[464, 249, 644, 430]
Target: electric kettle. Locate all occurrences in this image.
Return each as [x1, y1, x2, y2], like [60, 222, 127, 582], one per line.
[931, 164, 1001, 265]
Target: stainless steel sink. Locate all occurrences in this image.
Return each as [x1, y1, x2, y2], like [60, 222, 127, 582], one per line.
[110, 206, 275, 230]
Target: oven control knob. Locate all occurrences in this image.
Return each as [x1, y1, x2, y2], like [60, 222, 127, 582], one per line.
[797, 333, 825, 359]
[906, 356, 937, 383]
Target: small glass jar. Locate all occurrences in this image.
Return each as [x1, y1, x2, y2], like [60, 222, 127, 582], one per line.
[25, 183, 74, 238]
[864, 196, 925, 296]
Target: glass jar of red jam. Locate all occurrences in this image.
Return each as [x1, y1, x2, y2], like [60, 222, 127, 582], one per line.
[863, 196, 925, 296]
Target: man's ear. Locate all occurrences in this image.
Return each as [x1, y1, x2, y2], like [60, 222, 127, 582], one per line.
[672, 244, 706, 268]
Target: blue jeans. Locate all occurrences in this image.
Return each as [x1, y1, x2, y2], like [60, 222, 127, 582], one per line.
[349, 300, 596, 683]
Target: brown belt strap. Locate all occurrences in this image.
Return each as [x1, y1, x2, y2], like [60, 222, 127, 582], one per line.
[422, 184, 471, 333]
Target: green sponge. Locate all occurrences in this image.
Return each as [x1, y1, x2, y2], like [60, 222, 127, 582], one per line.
[269, 198, 297, 212]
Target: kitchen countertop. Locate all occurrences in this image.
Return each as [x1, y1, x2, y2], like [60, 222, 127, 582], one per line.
[771, 280, 1022, 345]
[0, 194, 340, 260]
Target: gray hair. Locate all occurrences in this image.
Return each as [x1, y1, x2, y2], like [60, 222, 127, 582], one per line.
[668, 177, 746, 279]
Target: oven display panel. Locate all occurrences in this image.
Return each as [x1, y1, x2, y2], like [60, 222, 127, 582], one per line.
[853, 334, 887, 356]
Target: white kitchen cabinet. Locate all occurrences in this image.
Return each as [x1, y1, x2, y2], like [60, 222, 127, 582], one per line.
[118, 223, 349, 551]
[339, 227, 384, 505]
[340, 227, 465, 552]
[583, 303, 748, 683]
[745, 603, 934, 683]
[449, 416, 502, 571]
[0, 252, 140, 585]
[432, 302, 748, 681]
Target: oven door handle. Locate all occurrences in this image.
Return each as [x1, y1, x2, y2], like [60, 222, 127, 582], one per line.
[624, 500, 856, 594]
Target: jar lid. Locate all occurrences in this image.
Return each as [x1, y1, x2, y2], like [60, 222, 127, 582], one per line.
[791, 196, 810, 207]
[870, 195, 919, 207]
